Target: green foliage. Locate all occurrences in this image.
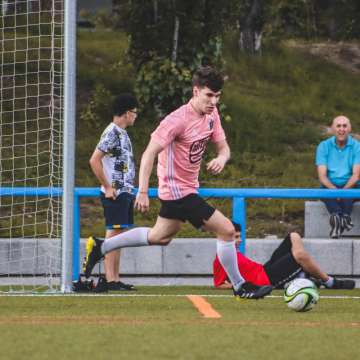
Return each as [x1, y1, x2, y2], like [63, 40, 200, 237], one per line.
[124, 0, 227, 117]
[269, 0, 313, 38]
[91, 9, 114, 29]
[268, 0, 360, 40]
[134, 43, 225, 117]
[135, 57, 192, 118]
[77, 30, 134, 92]
[80, 84, 113, 131]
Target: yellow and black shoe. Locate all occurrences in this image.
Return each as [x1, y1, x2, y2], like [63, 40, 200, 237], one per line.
[83, 236, 104, 278]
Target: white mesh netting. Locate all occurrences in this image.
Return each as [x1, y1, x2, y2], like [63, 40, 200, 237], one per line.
[0, 0, 64, 292]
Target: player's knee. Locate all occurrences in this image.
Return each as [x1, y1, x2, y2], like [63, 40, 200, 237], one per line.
[148, 235, 172, 246]
[157, 238, 172, 246]
[290, 232, 301, 243]
[216, 222, 236, 241]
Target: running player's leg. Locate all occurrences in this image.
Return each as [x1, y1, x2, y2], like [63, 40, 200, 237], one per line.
[102, 216, 181, 253]
[203, 210, 244, 289]
[147, 216, 182, 245]
[204, 210, 272, 298]
[84, 217, 181, 278]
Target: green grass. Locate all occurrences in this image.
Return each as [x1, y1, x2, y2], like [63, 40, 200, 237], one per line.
[1, 287, 359, 360]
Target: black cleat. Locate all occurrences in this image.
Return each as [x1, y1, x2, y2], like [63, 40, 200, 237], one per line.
[326, 278, 355, 290]
[233, 282, 273, 300]
[107, 281, 137, 291]
[83, 236, 104, 278]
[93, 275, 108, 293]
[72, 276, 95, 293]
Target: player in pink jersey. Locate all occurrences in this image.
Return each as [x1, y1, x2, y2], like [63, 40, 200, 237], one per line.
[83, 66, 272, 300]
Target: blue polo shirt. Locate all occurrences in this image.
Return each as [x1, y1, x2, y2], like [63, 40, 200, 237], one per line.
[316, 135, 360, 186]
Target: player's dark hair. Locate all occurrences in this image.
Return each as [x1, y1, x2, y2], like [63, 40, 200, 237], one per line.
[113, 93, 138, 116]
[192, 66, 224, 92]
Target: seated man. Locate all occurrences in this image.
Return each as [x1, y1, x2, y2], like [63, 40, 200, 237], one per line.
[213, 225, 355, 290]
[316, 115, 360, 238]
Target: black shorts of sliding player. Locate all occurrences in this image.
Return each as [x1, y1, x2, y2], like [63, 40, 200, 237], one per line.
[263, 234, 302, 288]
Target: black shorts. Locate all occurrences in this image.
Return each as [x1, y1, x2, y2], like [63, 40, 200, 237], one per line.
[100, 192, 135, 230]
[263, 234, 302, 288]
[159, 193, 215, 229]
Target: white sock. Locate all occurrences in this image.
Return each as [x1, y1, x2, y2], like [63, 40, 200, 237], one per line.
[297, 271, 306, 278]
[216, 240, 245, 291]
[324, 276, 334, 288]
[102, 227, 150, 254]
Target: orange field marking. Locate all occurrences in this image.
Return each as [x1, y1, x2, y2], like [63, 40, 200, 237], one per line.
[187, 295, 221, 319]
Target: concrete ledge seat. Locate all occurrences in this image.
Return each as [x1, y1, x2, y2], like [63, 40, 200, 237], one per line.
[305, 201, 360, 238]
[0, 237, 359, 276]
[120, 238, 359, 276]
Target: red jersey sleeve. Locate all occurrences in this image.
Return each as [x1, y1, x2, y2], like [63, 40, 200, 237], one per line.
[213, 256, 228, 287]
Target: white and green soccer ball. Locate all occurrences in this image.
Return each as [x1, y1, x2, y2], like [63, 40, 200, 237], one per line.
[284, 278, 319, 312]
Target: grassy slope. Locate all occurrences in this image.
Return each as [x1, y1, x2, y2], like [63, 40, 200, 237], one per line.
[1, 288, 360, 360]
[76, 30, 360, 238]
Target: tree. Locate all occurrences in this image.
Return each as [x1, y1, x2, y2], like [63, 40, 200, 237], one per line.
[120, 0, 229, 117]
[314, 0, 360, 40]
[238, 0, 267, 54]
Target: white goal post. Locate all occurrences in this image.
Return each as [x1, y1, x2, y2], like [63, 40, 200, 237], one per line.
[0, 0, 76, 293]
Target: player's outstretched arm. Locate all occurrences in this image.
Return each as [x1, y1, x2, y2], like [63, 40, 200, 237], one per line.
[206, 139, 230, 174]
[135, 139, 163, 212]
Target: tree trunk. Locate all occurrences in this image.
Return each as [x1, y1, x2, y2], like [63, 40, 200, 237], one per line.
[172, 15, 180, 62]
[153, 0, 158, 23]
[239, 0, 264, 55]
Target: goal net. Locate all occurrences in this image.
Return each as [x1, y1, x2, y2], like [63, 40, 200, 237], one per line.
[0, 0, 64, 292]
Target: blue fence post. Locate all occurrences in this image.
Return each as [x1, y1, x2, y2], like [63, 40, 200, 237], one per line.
[232, 197, 246, 254]
[72, 190, 80, 281]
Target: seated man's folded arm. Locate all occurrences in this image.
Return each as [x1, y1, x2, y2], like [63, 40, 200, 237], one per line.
[343, 164, 360, 189]
[317, 165, 337, 189]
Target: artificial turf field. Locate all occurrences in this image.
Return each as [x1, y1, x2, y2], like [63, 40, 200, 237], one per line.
[1, 287, 359, 360]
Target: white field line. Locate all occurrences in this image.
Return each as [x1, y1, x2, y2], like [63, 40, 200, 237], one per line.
[0, 293, 360, 299]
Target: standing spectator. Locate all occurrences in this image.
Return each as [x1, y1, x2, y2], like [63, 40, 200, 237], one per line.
[316, 115, 360, 238]
[88, 94, 138, 291]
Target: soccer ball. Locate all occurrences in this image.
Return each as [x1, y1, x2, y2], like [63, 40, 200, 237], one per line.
[284, 278, 319, 312]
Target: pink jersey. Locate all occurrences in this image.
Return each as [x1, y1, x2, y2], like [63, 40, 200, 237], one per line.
[151, 101, 226, 200]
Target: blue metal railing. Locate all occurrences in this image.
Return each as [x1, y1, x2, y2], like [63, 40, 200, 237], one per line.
[2, 187, 360, 280]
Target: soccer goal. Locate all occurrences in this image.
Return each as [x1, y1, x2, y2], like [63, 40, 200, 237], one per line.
[0, 0, 76, 293]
